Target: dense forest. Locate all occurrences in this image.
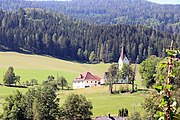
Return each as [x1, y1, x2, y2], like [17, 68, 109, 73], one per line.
[0, 0, 180, 34]
[0, 8, 179, 63]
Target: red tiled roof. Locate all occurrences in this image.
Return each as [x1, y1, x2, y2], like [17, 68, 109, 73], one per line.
[74, 72, 101, 82]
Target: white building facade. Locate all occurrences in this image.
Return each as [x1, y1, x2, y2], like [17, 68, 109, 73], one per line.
[73, 72, 101, 89]
[118, 46, 130, 83]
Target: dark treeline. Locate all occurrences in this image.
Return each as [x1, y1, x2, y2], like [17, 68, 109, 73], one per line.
[0, 8, 179, 63]
[0, 0, 180, 34]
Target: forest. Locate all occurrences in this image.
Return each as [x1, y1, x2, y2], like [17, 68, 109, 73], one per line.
[0, 8, 179, 63]
[0, 0, 180, 34]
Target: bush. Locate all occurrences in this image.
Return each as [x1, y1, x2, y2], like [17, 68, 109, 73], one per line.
[128, 111, 142, 120]
[118, 108, 128, 117]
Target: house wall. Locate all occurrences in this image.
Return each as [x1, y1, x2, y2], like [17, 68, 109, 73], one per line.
[73, 81, 85, 89]
[84, 80, 100, 87]
[73, 80, 100, 89]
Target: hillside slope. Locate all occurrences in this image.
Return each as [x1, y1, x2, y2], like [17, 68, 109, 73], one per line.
[0, 52, 110, 84]
[0, 52, 143, 117]
[0, 0, 180, 34]
[0, 9, 177, 63]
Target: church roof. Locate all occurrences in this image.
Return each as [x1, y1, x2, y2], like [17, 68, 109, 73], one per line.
[119, 46, 127, 60]
[74, 72, 101, 82]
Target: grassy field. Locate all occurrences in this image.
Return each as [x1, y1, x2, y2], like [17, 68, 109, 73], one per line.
[0, 52, 144, 117]
[0, 52, 111, 85]
[58, 85, 146, 117]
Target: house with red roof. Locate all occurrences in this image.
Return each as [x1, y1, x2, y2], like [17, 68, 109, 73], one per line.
[73, 72, 101, 89]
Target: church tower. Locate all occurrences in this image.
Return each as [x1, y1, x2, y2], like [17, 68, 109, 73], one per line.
[118, 46, 129, 70]
[118, 46, 130, 83]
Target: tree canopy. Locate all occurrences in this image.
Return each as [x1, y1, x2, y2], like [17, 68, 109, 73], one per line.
[139, 55, 161, 88]
[57, 76, 68, 90]
[60, 94, 93, 120]
[1, 0, 180, 35]
[0, 8, 178, 63]
[3, 66, 20, 85]
[2, 84, 60, 120]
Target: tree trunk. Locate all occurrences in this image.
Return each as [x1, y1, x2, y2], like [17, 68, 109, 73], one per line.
[131, 80, 134, 93]
[109, 83, 113, 94]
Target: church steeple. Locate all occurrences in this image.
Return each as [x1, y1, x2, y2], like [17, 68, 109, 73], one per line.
[120, 45, 124, 60]
[118, 44, 129, 70]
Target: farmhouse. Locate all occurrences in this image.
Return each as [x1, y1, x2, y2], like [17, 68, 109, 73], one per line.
[73, 72, 101, 89]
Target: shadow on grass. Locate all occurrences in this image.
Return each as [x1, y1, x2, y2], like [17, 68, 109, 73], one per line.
[137, 88, 150, 91]
[5, 85, 28, 88]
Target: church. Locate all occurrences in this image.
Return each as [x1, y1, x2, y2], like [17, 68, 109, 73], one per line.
[117, 46, 130, 83]
[101, 46, 130, 84]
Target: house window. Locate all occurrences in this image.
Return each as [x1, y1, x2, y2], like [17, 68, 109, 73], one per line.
[95, 81, 97, 83]
[87, 81, 88, 83]
[91, 81, 93, 83]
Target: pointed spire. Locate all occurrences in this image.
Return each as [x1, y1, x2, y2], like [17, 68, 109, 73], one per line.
[120, 45, 124, 60]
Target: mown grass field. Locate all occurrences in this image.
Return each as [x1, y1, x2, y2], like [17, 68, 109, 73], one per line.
[0, 52, 144, 116]
[0, 52, 111, 85]
[58, 85, 146, 117]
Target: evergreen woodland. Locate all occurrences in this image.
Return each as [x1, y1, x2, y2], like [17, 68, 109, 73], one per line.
[0, 8, 179, 63]
[1, 0, 180, 34]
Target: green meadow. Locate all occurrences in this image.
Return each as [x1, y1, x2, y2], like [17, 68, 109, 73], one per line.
[0, 52, 111, 85]
[0, 52, 145, 117]
[58, 86, 146, 117]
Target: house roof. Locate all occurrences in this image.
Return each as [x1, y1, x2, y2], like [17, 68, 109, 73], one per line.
[74, 72, 101, 82]
[95, 116, 125, 120]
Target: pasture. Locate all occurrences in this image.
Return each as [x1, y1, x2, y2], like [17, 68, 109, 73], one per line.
[58, 86, 146, 117]
[0, 52, 144, 117]
[0, 52, 111, 84]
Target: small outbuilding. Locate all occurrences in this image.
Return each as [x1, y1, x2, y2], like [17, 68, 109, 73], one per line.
[73, 72, 101, 89]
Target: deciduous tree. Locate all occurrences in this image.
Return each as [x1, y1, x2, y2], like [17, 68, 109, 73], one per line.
[139, 55, 161, 88]
[60, 94, 93, 120]
[3, 66, 20, 86]
[57, 76, 68, 90]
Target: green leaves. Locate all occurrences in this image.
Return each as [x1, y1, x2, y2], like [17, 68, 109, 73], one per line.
[154, 85, 163, 93]
[154, 111, 164, 120]
[161, 96, 168, 106]
[165, 85, 173, 91]
[2, 85, 60, 120]
[166, 49, 179, 57]
[60, 94, 93, 119]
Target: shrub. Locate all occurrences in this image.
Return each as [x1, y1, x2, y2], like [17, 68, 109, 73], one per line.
[128, 111, 142, 120]
[118, 108, 128, 117]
